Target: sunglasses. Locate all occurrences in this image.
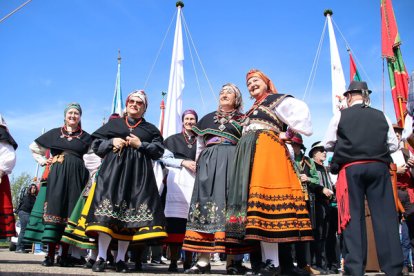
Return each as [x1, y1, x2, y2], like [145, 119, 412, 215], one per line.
[128, 99, 144, 106]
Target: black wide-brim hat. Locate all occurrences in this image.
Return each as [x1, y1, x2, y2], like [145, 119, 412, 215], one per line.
[343, 81, 372, 96]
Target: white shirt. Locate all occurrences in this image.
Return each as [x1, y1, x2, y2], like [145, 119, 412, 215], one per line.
[323, 100, 398, 153]
[0, 141, 16, 174]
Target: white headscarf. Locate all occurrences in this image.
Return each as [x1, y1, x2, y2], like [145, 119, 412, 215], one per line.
[125, 90, 148, 112]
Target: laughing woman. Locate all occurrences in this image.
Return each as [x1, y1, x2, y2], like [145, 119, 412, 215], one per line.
[84, 90, 166, 273]
[29, 103, 92, 267]
[226, 69, 314, 276]
[0, 114, 18, 239]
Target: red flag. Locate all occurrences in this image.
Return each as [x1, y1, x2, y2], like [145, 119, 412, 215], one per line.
[381, 0, 409, 127]
[381, 0, 399, 59]
[349, 51, 361, 82]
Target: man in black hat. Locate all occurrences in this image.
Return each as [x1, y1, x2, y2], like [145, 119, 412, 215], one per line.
[323, 81, 403, 276]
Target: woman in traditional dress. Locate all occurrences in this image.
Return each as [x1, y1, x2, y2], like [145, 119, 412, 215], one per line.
[225, 69, 314, 276]
[84, 90, 166, 273]
[160, 109, 198, 272]
[60, 114, 119, 268]
[182, 83, 246, 274]
[0, 114, 17, 239]
[29, 103, 92, 267]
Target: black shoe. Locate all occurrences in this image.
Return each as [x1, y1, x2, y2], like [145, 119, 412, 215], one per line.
[169, 260, 178, 272]
[245, 261, 264, 275]
[58, 256, 74, 267]
[92, 257, 106, 272]
[184, 263, 211, 274]
[280, 266, 310, 276]
[133, 261, 143, 272]
[183, 261, 192, 271]
[151, 259, 167, 265]
[71, 256, 87, 266]
[327, 268, 339, 274]
[42, 256, 54, 267]
[258, 260, 280, 276]
[115, 260, 129, 273]
[227, 260, 248, 275]
[83, 259, 95, 269]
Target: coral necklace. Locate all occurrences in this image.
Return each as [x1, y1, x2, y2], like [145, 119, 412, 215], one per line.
[245, 93, 269, 117]
[60, 125, 83, 141]
[125, 116, 143, 132]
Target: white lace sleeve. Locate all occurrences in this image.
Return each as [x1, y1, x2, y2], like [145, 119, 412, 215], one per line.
[29, 141, 48, 166]
[83, 148, 102, 176]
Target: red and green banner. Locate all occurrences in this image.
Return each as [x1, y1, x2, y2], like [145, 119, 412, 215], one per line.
[381, 0, 409, 127]
[349, 51, 361, 82]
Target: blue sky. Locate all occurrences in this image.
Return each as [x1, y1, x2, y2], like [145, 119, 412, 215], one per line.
[1, 0, 413, 178]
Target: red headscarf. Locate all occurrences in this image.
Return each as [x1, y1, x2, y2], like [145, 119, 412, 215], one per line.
[246, 69, 278, 94]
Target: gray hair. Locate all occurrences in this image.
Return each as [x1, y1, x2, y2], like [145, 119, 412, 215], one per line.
[361, 90, 371, 107]
[220, 83, 243, 112]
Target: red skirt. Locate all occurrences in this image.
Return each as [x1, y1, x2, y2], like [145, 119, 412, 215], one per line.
[0, 175, 16, 238]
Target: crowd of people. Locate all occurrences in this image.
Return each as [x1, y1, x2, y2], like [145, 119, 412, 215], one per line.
[0, 69, 412, 276]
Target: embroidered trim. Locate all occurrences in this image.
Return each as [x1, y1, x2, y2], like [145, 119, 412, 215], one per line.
[186, 201, 226, 232]
[192, 127, 241, 144]
[94, 199, 154, 223]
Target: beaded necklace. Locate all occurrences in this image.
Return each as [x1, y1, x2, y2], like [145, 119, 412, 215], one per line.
[182, 130, 196, 148]
[60, 125, 83, 141]
[125, 116, 143, 132]
[214, 109, 237, 131]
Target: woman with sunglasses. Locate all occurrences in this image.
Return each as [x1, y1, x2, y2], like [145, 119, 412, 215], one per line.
[84, 90, 166, 273]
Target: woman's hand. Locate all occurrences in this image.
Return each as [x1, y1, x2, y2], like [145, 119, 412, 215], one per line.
[300, 174, 309, 183]
[113, 138, 127, 149]
[0, 170, 3, 184]
[323, 187, 334, 198]
[182, 160, 196, 173]
[45, 157, 53, 166]
[126, 134, 142, 148]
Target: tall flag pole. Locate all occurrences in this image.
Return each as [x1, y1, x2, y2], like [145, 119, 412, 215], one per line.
[381, 0, 409, 127]
[111, 50, 123, 116]
[162, 1, 185, 138]
[348, 49, 361, 82]
[324, 10, 347, 115]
